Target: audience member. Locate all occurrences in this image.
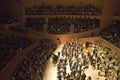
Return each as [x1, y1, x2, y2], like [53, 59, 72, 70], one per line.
[100, 20, 120, 48]
[12, 39, 57, 80]
[0, 33, 35, 71]
[26, 4, 101, 15]
[0, 11, 17, 24]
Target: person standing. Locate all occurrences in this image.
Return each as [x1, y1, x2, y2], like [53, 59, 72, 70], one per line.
[81, 72, 86, 80]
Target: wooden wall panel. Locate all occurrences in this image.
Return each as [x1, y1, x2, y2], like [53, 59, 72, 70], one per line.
[0, 0, 25, 27]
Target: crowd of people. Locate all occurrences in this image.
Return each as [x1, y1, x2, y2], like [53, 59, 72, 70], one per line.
[9, 26, 28, 34]
[47, 18, 70, 34]
[56, 41, 120, 80]
[12, 39, 57, 80]
[100, 20, 120, 48]
[0, 33, 35, 71]
[0, 11, 17, 24]
[26, 4, 101, 15]
[25, 17, 100, 34]
[26, 18, 46, 32]
[72, 18, 100, 33]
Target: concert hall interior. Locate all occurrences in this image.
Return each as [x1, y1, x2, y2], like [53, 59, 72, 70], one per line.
[0, 0, 120, 80]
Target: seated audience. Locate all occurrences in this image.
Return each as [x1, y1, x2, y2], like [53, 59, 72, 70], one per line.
[47, 17, 100, 34]
[9, 27, 28, 34]
[0, 33, 35, 71]
[12, 39, 57, 80]
[26, 4, 101, 15]
[73, 18, 100, 33]
[47, 18, 71, 34]
[26, 18, 46, 32]
[0, 11, 17, 24]
[25, 17, 100, 34]
[100, 20, 120, 48]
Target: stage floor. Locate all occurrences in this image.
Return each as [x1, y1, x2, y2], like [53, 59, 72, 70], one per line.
[43, 44, 105, 80]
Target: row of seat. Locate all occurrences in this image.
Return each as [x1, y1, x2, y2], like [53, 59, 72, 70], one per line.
[26, 17, 100, 34]
[0, 33, 35, 71]
[100, 20, 120, 48]
[0, 11, 17, 24]
[12, 39, 57, 80]
[26, 4, 101, 15]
